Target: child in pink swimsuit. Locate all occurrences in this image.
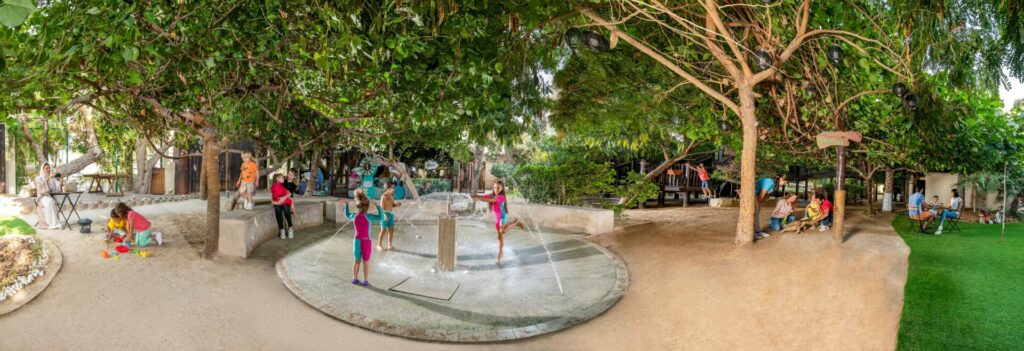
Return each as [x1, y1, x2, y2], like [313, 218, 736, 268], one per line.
[472, 180, 524, 264]
[344, 189, 383, 286]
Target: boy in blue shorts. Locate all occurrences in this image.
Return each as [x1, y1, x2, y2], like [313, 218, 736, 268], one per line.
[377, 182, 401, 251]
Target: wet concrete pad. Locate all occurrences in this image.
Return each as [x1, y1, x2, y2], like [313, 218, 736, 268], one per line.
[389, 277, 460, 301]
[273, 219, 629, 342]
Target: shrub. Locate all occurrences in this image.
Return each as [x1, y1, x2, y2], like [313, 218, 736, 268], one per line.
[490, 163, 517, 181]
[610, 172, 661, 214]
[512, 159, 615, 206]
[412, 178, 451, 194]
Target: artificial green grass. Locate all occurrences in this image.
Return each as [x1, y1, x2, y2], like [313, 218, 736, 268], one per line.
[0, 215, 35, 235]
[893, 216, 1024, 350]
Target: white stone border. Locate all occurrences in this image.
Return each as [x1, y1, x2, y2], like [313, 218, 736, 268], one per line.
[0, 235, 49, 302]
[0, 238, 63, 316]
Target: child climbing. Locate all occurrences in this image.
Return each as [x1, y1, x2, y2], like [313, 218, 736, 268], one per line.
[105, 209, 126, 242]
[344, 189, 383, 286]
[684, 162, 714, 200]
[377, 181, 401, 251]
[115, 203, 162, 247]
[270, 173, 295, 239]
[472, 180, 525, 265]
[230, 151, 259, 211]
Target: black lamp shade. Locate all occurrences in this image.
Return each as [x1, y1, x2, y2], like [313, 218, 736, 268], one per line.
[718, 119, 730, 131]
[753, 50, 772, 70]
[892, 82, 907, 97]
[828, 44, 843, 65]
[904, 93, 919, 111]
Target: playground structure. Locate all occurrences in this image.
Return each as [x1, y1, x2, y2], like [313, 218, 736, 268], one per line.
[353, 159, 408, 200]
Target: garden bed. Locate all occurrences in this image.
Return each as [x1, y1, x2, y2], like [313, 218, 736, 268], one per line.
[0, 235, 49, 303]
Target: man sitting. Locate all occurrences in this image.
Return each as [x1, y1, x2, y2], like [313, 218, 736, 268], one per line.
[907, 188, 933, 233]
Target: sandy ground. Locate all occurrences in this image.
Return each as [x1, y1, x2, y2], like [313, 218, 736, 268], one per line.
[0, 198, 908, 351]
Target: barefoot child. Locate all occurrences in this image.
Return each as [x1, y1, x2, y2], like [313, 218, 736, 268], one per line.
[270, 173, 295, 239]
[472, 180, 525, 264]
[344, 189, 383, 286]
[377, 182, 401, 251]
[684, 163, 714, 200]
[105, 209, 126, 242]
[230, 152, 259, 211]
[115, 203, 162, 247]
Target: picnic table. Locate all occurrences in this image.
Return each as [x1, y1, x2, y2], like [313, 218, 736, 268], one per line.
[82, 173, 130, 193]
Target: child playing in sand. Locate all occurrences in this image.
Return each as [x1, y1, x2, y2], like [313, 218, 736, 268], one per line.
[230, 151, 259, 211]
[472, 180, 525, 265]
[115, 203, 162, 247]
[377, 182, 401, 251]
[344, 189, 383, 286]
[270, 173, 295, 239]
[105, 209, 126, 242]
[777, 193, 826, 234]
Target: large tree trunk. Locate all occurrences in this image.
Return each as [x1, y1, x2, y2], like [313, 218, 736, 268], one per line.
[882, 168, 894, 212]
[734, 85, 758, 245]
[304, 149, 319, 196]
[54, 106, 103, 176]
[202, 137, 222, 258]
[16, 114, 47, 164]
[199, 160, 208, 199]
[134, 139, 150, 194]
[134, 137, 174, 194]
[866, 171, 876, 215]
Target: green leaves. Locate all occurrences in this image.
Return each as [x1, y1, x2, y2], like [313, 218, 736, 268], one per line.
[121, 46, 139, 62]
[0, 0, 35, 28]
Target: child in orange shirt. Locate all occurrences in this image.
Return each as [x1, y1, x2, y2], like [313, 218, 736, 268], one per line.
[230, 152, 259, 210]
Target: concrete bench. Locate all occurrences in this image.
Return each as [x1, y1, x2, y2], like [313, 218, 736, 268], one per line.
[217, 201, 325, 258]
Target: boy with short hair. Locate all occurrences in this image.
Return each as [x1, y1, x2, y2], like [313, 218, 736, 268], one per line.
[377, 182, 402, 251]
[230, 152, 259, 211]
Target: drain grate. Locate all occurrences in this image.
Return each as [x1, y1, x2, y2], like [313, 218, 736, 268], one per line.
[388, 277, 461, 301]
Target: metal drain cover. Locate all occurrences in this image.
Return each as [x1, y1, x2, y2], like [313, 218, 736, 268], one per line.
[388, 277, 461, 301]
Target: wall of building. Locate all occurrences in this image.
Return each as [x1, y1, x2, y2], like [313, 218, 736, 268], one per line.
[925, 172, 1003, 210]
[924, 172, 960, 206]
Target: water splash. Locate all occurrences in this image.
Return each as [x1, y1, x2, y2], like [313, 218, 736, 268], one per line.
[499, 180, 566, 295]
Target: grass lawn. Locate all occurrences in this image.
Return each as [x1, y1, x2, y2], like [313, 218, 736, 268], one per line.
[0, 215, 35, 235]
[893, 216, 1024, 350]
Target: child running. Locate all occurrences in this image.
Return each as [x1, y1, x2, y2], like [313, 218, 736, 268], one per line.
[230, 151, 259, 211]
[105, 209, 126, 242]
[344, 189, 383, 286]
[115, 203, 162, 247]
[270, 173, 295, 239]
[377, 182, 402, 251]
[472, 180, 525, 265]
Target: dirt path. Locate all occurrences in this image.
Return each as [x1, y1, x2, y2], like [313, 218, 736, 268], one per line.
[0, 202, 908, 350]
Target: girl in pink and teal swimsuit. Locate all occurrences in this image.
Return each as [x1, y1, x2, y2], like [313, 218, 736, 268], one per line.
[472, 180, 525, 264]
[344, 189, 383, 286]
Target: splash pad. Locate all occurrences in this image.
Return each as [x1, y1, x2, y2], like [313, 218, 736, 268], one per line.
[274, 196, 627, 342]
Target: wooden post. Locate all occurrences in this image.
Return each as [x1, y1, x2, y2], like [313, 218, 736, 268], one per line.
[437, 214, 457, 271]
[833, 146, 847, 241]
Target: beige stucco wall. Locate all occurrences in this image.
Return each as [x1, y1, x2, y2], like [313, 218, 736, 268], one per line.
[924, 172, 960, 206]
[924, 172, 1003, 210]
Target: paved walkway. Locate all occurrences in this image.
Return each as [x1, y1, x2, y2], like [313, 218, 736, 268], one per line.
[271, 220, 628, 342]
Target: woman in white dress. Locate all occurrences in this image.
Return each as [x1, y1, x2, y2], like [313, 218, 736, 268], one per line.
[35, 163, 63, 229]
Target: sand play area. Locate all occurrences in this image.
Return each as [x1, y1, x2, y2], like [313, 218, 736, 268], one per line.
[0, 198, 908, 350]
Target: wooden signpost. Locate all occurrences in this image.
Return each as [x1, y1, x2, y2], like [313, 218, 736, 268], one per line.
[816, 131, 863, 241]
